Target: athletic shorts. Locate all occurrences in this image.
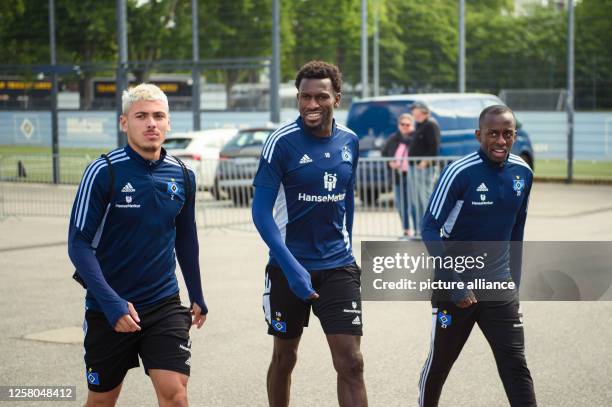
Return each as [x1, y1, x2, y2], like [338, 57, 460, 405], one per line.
[83, 294, 192, 393]
[263, 262, 363, 339]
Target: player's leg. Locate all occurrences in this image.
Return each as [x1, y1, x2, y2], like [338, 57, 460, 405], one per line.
[418, 301, 476, 407]
[263, 265, 309, 407]
[84, 383, 123, 407]
[83, 310, 140, 407]
[149, 369, 189, 407]
[313, 263, 367, 406]
[477, 296, 537, 407]
[268, 336, 302, 407]
[138, 295, 193, 407]
[326, 334, 367, 407]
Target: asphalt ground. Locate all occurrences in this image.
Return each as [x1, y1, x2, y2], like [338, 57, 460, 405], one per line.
[0, 182, 611, 406]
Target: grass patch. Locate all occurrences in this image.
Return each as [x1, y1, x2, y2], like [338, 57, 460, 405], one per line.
[535, 159, 612, 180]
[0, 145, 107, 157]
[2, 145, 611, 182]
[0, 145, 107, 184]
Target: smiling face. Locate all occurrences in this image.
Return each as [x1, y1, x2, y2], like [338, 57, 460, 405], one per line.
[297, 77, 340, 138]
[476, 110, 517, 164]
[120, 99, 170, 160]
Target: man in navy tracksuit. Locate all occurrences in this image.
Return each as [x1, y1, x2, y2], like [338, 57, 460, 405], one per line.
[68, 83, 207, 407]
[418, 105, 537, 406]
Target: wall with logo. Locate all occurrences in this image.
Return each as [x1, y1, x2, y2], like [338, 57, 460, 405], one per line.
[1, 110, 611, 161]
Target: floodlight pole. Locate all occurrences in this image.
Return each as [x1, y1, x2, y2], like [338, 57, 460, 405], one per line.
[361, 0, 368, 98]
[566, 0, 574, 183]
[49, 0, 60, 184]
[192, 0, 201, 130]
[373, 2, 379, 97]
[270, 0, 281, 123]
[116, 0, 128, 147]
[458, 0, 466, 93]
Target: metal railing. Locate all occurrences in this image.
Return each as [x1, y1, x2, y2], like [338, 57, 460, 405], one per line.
[191, 155, 458, 237]
[0, 154, 91, 218]
[0, 154, 458, 237]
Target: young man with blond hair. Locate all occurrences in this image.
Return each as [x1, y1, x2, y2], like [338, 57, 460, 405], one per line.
[68, 83, 207, 406]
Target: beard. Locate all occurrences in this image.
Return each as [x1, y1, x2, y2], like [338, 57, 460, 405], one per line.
[302, 109, 332, 135]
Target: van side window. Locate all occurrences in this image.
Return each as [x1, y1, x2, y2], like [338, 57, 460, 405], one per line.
[455, 98, 484, 116]
[428, 100, 457, 116]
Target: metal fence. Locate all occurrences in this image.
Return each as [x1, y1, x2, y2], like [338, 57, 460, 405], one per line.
[0, 154, 457, 237]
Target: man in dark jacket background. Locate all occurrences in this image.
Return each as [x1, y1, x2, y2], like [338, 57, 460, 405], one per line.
[409, 101, 440, 233]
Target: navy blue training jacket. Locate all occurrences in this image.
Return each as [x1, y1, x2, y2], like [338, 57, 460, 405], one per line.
[68, 145, 206, 327]
[421, 149, 533, 302]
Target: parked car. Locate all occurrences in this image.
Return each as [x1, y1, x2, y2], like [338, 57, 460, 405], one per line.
[163, 128, 239, 199]
[215, 125, 278, 206]
[346, 93, 535, 204]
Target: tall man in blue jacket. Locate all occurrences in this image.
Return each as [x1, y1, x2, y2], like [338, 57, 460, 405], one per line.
[252, 61, 367, 407]
[68, 83, 207, 407]
[418, 105, 537, 406]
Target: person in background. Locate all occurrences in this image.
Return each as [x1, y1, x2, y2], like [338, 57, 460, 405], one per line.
[409, 101, 440, 232]
[382, 113, 417, 239]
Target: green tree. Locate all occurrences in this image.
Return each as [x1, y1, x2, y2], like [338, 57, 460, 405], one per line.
[576, 0, 612, 109]
[127, 0, 193, 82]
[55, 0, 117, 108]
[393, 0, 458, 91]
[465, 2, 566, 97]
[0, 0, 50, 65]
[287, 0, 362, 86]
[199, 0, 274, 107]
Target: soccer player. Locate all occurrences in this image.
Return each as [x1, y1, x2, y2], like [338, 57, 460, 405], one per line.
[418, 105, 537, 406]
[252, 61, 367, 407]
[68, 83, 207, 406]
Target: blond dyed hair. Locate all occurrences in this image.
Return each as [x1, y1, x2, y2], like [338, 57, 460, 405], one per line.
[121, 83, 169, 114]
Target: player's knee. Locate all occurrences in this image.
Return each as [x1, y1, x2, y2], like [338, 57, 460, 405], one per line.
[270, 348, 298, 373]
[333, 350, 364, 379]
[159, 386, 188, 407]
[85, 391, 120, 407]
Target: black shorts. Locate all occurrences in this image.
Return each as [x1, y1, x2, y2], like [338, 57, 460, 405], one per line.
[263, 262, 363, 339]
[83, 294, 192, 393]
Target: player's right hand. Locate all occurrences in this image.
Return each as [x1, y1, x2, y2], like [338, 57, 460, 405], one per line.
[114, 302, 141, 332]
[456, 290, 477, 309]
[308, 292, 320, 300]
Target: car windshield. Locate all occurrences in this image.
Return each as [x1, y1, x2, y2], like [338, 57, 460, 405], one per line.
[346, 100, 414, 139]
[163, 138, 192, 149]
[202, 133, 233, 148]
[226, 129, 273, 148]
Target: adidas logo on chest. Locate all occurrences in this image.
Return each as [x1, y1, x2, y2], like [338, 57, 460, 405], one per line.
[299, 154, 313, 164]
[121, 182, 135, 193]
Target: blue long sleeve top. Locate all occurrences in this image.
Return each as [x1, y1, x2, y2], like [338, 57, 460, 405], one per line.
[421, 149, 532, 303]
[251, 118, 358, 300]
[68, 145, 207, 327]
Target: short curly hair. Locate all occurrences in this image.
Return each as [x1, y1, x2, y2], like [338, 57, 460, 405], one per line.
[295, 60, 342, 94]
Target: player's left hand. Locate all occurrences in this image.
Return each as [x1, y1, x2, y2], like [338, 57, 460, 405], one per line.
[190, 303, 206, 329]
